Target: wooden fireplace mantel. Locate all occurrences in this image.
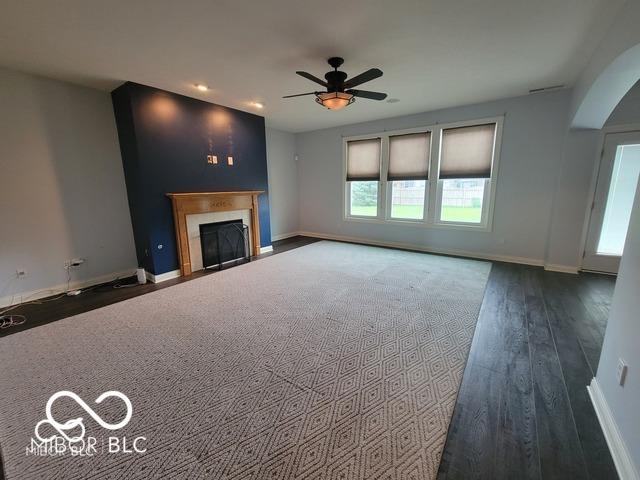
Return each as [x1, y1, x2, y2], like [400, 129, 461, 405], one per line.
[167, 191, 263, 276]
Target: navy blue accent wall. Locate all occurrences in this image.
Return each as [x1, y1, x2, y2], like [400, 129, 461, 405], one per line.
[112, 82, 271, 275]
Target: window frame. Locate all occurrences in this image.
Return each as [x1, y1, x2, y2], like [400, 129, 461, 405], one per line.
[342, 116, 503, 232]
[343, 134, 384, 220]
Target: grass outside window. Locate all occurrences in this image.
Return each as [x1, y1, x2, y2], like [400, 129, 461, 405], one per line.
[351, 204, 482, 222]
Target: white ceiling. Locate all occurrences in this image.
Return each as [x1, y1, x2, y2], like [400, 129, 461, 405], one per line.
[0, 0, 624, 132]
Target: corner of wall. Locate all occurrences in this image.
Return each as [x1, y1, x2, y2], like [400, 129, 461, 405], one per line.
[265, 126, 300, 240]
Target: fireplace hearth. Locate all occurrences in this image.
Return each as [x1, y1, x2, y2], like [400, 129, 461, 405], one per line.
[199, 220, 250, 269]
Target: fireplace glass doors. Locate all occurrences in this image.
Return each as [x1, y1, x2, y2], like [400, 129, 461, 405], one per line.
[199, 219, 250, 269]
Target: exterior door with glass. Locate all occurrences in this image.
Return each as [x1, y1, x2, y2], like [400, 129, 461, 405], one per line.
[583, 132, 640, 273]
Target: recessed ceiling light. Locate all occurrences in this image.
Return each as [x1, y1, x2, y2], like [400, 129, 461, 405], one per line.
[195, 84, 209, 92]
[251, 102, 264, 109]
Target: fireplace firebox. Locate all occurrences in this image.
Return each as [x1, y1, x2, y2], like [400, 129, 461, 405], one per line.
[199, 220, 250, 270]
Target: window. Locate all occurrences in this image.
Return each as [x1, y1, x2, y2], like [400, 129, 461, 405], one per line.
[391, 180, 426, 219]
[346, 138, 381, 217]
[436, 123, 496, 226]
[597, 144, 640, 255]
[350, 181, 379, 216]
[388, 133, 430, 220]
[343, 117, 501, 230]
[439, 179, 485, 223]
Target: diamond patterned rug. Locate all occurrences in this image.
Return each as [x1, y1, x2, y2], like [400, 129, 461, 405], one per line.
[0, 241, 490, 479]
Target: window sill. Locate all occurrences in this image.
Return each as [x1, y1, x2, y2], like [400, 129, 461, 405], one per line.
[344, 215, 492, 232]
[344, 215, 385, 224]
[432, 221, 491, 232]
[386, 217, 426, 225]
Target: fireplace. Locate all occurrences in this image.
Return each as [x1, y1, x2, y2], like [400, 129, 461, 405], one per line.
[199, 219, 250, 269]
[167, 191, 263, 276]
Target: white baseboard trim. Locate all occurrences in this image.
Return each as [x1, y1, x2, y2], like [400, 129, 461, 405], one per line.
[588, 378, 639, 480]
[581, 268, 618, 276]
[271, 232, 300, 241]
[298, 230, 545, 267]
[0, 268, 138, 309]
[544, 263, 580, 274]
[260, 245, 274, 254]
[146, 269, 181, 284]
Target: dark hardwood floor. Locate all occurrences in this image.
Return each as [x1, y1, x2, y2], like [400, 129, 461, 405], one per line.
[437, 262, 617, 480]
[0, 237, 617, 479]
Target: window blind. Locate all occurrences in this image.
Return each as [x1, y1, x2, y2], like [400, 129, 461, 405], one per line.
[440, 123, 496, 179]
[388, 132, 430, 181]
[346, 138, 381, 181]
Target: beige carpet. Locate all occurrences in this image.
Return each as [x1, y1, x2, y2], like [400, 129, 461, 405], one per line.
[0, 241, 490, 479]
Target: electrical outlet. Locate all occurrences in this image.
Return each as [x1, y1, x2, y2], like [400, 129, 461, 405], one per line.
[16, 268, 27, 278]
[617, 358, 628, 386]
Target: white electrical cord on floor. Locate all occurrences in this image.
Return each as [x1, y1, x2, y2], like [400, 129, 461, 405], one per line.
[0, 266, 76, 318]
[0, 314, 26, 329]
[0, 271, 139, 331]
[0, 292, 68, 316]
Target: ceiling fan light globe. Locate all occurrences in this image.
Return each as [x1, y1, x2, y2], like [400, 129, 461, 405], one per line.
[315, 92, 354, 110]
[323, 97, 350, 110]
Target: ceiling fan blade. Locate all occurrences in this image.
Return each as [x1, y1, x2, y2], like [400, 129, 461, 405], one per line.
[346, 89, 388, 101]
[296, 71, 329, 88]
[282, 92, 319, 98]
[344, 68, 383, 89]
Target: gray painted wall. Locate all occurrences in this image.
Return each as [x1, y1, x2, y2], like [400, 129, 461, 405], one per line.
[596, 179, 640, 474]
[570, 0, 640, 129]
[0, 68, 302, 302]
[296, 89, 592, 267]
[0, 67, 137, 305]
[545, 128, 601, 268]
[606, 79, 640, 127]
[266, 127, 299, 239]
[593, 59, 640, 475]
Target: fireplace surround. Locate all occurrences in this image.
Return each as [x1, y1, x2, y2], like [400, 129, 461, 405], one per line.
[167, 191, 263, 276]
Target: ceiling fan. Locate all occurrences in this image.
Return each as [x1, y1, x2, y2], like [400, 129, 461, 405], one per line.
[283, 57, 387, 110]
